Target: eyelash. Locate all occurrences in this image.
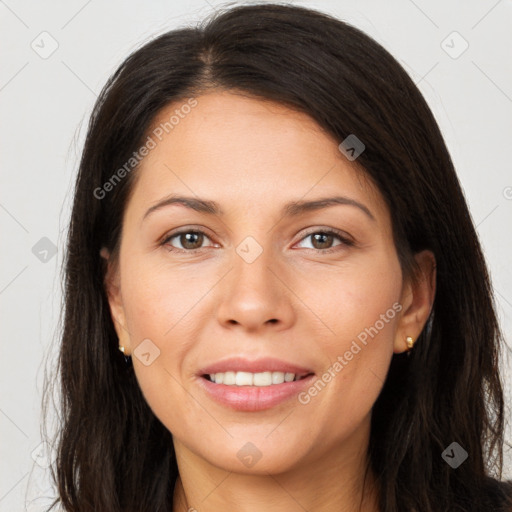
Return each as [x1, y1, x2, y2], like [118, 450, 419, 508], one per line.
[160, 227, 355, 254]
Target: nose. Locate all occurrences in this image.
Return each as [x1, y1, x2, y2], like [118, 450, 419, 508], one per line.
[215, 242, 296, 333]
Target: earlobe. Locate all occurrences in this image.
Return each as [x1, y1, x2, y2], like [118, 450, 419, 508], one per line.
[100, 247, 131, 354]
[393, 250, 436, 354]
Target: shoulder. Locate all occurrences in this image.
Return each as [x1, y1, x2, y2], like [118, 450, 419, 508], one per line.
[481, 477, 512, 511]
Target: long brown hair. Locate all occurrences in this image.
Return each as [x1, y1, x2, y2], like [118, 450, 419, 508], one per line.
[43, 3, 512, 511]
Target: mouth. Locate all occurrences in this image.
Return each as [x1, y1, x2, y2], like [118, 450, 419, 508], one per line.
[197, 370, 316, 412]
[196, 356, 316, 411]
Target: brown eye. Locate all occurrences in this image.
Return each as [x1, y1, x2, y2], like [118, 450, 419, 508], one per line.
[295, 229, 354, 253]
[310, 232, 335, 250]
[162, 230, 212, 251]
[179, 232, 204, 250]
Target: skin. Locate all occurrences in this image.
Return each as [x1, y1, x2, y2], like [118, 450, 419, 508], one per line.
[102, 90, 436, 512]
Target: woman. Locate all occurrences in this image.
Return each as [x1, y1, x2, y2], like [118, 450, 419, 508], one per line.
[43, 3, 512, 511]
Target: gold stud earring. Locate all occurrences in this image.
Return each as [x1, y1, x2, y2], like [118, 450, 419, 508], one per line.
[118, 344, 132, 364]
[406, 336, 415, 351]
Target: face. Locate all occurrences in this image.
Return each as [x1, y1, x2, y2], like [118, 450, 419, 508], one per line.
[104, 90, 434, 475]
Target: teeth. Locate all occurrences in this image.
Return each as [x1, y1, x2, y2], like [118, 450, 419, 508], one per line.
[236, 371, 254, 386]
[208, 371, 301, 386]
[272, 372, 285, 384]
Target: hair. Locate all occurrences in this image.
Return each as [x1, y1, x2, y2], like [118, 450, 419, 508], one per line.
[42, 2, 512, 511]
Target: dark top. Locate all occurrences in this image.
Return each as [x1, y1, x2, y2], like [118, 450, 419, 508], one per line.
[483, 477, 512, 511]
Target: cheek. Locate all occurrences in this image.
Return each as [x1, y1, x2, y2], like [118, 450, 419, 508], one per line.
[302, 252, 402, 351]
[118, 257, 222, 426]
[121, 255, 212, 340]
[295, 254, 401, 428]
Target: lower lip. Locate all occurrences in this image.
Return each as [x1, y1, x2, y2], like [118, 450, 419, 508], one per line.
[197, 374, 315, 411]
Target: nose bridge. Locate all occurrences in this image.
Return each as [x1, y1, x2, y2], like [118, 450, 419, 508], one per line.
[233, 235, 275, 294]
[215, 233, 295, 331]
[231, 234, 279, 305]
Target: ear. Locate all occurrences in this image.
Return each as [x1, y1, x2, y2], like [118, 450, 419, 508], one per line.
[100, 247, 132, 355]
[393, 250, 436, 354]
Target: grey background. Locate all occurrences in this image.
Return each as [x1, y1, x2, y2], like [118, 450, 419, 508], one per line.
[1, 0, 511, 510]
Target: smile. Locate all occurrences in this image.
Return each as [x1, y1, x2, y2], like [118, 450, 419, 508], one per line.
[198, 373, 315, 411]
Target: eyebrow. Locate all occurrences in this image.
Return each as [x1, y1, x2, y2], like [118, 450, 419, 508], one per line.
[142, 194, 376, 222]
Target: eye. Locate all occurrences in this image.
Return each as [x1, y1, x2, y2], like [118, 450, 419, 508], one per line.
[295, 228, 354, 253]
[161, 227, 354, 254]
[161, 229, 216, 252]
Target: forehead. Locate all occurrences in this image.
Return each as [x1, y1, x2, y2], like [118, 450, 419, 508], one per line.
[126, 90, 389, 227]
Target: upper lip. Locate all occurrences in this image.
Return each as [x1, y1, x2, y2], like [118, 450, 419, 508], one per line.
[198, 357, 314, 377]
